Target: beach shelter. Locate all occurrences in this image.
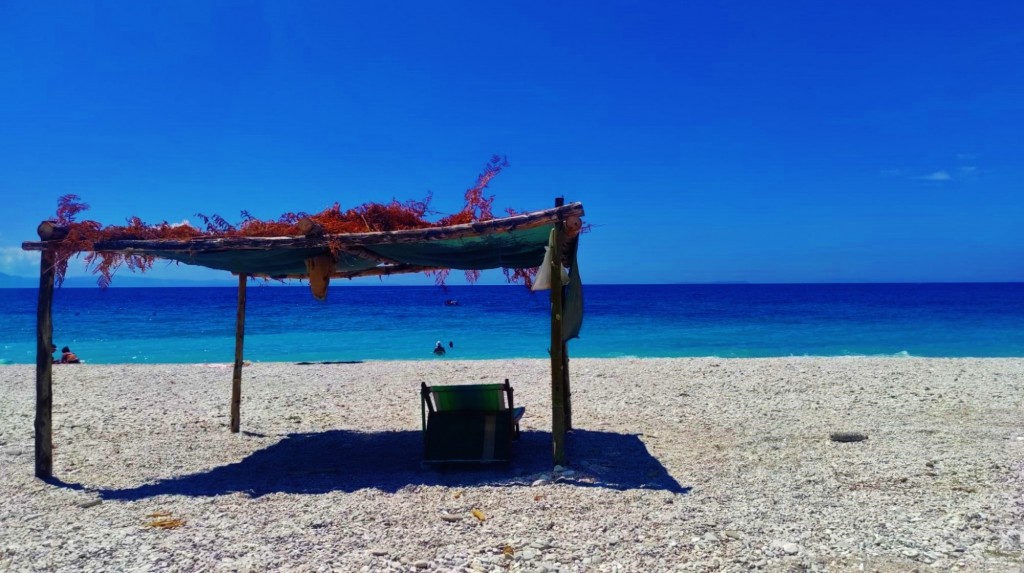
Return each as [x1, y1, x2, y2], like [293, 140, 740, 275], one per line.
[22, 200, 585, 479]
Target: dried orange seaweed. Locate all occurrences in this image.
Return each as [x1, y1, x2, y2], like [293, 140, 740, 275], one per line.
[45, 157, 551, 288]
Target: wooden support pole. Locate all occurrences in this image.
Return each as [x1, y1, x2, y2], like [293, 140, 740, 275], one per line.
[230, 274, 247, 433]
[562, 342, 572, 431]
[550, 203, 566, 467]
[559, 206, 578, 432]
[35, 249, 56, 479]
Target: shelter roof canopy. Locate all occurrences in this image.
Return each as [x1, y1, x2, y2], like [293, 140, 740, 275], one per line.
[22, 202, 584, 280]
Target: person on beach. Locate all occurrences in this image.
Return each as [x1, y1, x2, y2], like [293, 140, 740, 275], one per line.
[60, 346, 81, 364]
[433, 341, 446, 356]
[49, 344, 57, 364]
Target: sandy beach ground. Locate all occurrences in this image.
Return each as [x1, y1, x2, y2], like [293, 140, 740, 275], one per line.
[1, 358, 1022, 573]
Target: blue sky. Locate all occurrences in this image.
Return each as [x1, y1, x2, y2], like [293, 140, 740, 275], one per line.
[1, 1, 1022, 285]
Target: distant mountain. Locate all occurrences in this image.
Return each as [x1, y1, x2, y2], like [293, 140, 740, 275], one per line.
[0, 273, 35, 288]
[671, 280, 752, 285]
[0, 272, 237, 288]
[66, 275, 240, 288]
[66, 276, 238, 288]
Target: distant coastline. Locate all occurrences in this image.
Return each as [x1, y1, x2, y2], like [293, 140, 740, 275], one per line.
[1, 271, 1022, 289]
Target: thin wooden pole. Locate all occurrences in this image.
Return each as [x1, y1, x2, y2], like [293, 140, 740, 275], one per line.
[230, 274, 247, 433]
[35, 249, 56, 479]
[550, 216, 566, 466]
[562, 342, 572, 431]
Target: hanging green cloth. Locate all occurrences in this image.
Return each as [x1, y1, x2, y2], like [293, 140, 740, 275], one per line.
[562, 236, 583, 342]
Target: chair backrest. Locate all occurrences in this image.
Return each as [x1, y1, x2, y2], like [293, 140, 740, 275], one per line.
[427, 383, 508, 412]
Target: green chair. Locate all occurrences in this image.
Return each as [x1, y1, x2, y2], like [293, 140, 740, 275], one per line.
[420, 379, 525, 464]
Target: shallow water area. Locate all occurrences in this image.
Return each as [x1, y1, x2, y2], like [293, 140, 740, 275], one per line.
[1, 283, 1022, 364]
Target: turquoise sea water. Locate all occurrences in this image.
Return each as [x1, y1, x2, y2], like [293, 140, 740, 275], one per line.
[0, 283, 1022, 364]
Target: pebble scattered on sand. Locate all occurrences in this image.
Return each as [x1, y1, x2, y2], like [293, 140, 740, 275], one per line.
[1, 357, 1022, 572]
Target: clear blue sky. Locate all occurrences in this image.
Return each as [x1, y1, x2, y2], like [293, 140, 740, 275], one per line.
[1, 1, 1022, 284]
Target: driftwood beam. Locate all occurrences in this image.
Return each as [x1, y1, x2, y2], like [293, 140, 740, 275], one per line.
[261, 263, 439, 281]
[21, 203, 585, 252]
[338, 264, 436, 279]
[339, 245, 402, 266]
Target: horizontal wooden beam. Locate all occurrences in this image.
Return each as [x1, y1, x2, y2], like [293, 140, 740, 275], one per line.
[22, 203, 585, 253]
[338, 245, 402, 266]
[256, 263, 439, 281]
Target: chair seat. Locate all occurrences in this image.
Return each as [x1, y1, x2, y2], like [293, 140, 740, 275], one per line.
[423, 410, 514, 463]
[421, 380, 524, 464]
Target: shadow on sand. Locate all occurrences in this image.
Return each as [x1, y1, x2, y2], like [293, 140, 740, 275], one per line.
[94, 429, 689, 500]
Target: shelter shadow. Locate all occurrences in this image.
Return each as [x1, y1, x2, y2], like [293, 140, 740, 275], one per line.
[97, 429, 689, 500]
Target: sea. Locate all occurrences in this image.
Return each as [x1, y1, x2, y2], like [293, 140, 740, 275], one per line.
[0, 283, 1022, 364]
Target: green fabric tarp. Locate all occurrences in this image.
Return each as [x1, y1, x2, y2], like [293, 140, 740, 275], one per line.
[146, 248, 378, 276]
[113, 220, 583, 340]
[141, 224, 555, 277]
[368, 225, 553, 271]
[562, 237, 584, 342]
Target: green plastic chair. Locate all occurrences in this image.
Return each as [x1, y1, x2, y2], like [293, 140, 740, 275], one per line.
[420, 379, 525, 464]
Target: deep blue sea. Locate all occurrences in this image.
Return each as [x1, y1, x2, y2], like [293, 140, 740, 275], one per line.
[0, 283, 1022, 364]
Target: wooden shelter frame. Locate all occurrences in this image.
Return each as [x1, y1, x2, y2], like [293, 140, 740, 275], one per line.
[22, 200, 584, 479]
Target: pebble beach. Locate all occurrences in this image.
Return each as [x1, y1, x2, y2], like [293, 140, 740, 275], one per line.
[1, 357, 1022, 572]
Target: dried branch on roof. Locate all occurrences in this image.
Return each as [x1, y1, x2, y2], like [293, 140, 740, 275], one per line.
[38, 156, 555, 288]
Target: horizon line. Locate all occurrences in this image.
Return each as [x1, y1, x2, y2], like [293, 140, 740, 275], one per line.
[1, 280, 1022, 289]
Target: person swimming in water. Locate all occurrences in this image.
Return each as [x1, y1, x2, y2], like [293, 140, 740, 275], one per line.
[433, 341, 446, 356]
